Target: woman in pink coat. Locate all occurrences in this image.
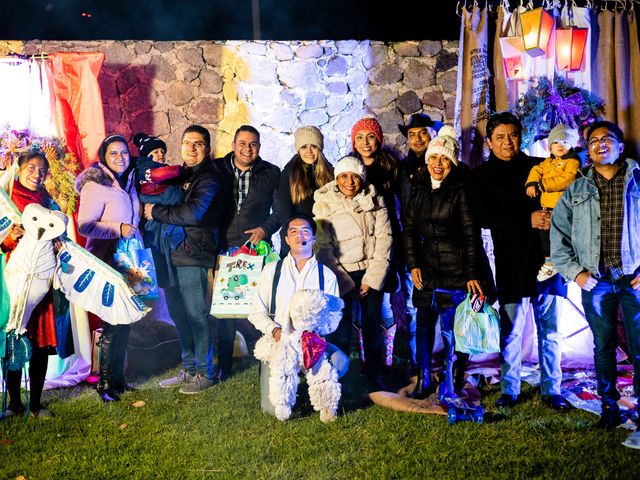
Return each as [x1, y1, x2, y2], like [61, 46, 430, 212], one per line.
[75, 134, 142, 402]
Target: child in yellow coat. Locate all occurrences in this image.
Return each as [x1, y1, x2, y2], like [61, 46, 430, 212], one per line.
[525, 124, 581, 281]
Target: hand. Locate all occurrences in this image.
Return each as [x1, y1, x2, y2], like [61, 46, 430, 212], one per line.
[531, 210, 551, 230]
[467, 279, 484, 296]
[9, 224, 25, 241]
[272, 327, 282, 342]
[359, 284, 371, 298]
[630, 274, 640, 291]
[575, 271, 598, 291]
[244, 226, 266, 245]
[526, 185, 538, 198]
[120, 223, 137, 239]
[52, 237, 64, 253]
[143, 204, 155, 221]
[411, 268, 423, 290]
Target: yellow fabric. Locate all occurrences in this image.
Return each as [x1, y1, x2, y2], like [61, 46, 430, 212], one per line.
[526, 156, 580, 209]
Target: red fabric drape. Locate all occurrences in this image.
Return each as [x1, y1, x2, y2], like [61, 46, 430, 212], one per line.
[46, 52, 106, 168]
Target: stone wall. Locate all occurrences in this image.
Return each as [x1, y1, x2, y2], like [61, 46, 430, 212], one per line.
[2, 39, 459, 165]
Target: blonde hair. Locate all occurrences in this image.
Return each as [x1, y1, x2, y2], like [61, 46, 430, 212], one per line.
[290, 150, 334, 205]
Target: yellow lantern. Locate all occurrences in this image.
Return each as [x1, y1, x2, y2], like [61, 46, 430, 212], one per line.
[521, 7, 555, 57]
[556, 27, 588, 71]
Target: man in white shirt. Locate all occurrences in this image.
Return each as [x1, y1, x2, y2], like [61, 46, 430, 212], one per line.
[249, 212, 349, 415]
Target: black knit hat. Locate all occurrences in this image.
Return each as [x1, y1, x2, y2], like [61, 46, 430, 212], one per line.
[133, 132, 167, 158]
[398, 113, 443, 137]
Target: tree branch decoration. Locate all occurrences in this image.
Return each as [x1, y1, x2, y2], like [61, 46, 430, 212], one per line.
[513, 76, 605, 150]
[0, 128, 81, 214]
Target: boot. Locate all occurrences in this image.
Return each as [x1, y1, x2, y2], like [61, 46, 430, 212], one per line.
[111, 326, 135, 394]
[454, 353, 469, 394]
[382, 323, 397, 367]
[96, 329, 120, 402]
[410, 367, 435, 399]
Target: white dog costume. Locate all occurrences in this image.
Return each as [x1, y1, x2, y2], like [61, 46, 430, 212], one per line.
[253, 289, 344, 423]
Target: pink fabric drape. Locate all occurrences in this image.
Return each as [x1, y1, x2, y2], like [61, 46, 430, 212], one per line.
[46, 52, 106, 168]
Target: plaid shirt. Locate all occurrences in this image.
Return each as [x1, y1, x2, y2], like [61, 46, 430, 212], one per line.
[593, 162, 626, 279]
[232, 159, 252, 213]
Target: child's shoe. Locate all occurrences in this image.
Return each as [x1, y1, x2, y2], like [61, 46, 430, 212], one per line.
[537, 263, 557, 282]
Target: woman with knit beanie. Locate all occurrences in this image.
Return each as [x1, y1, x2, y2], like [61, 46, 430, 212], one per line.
[350, 117, 402, 368]
[313, 156, 392, 393]
[75, 134, 143, 402]
[403, 126, 494, 402]
[275, 125, 334, 256]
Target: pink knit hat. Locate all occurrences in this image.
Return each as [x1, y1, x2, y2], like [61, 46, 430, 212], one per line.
[351, 117, 384, 150]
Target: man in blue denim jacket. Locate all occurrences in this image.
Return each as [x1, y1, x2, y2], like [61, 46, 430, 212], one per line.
[551, 120, 640, 429]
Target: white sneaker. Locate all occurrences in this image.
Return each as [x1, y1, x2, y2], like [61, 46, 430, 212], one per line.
[537, 263, 557, 282]
[159, 369, 194, 388]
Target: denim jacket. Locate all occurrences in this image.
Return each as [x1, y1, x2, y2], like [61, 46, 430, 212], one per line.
[550, 158, 640, 281]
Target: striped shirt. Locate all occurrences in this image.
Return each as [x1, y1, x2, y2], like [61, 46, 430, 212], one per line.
[593, 162, 626, 280]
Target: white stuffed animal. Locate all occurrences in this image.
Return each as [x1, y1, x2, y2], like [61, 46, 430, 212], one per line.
[253, 289, 344, 423]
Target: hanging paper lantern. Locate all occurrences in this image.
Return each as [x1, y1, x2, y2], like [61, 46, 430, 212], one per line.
[500, 36, 525, 79]
[556, 27, 588, 71]
[521, 7, 555, 57]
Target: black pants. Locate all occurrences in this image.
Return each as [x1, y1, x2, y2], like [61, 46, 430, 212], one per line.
[7, 344, 49, 412]
[326, 270, 383, 385]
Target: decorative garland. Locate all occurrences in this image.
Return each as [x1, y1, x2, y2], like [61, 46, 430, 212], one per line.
[0, 128, 81, 214]
[513, 76, 605, 150]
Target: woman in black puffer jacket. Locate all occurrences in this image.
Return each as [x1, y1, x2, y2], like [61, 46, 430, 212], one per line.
[403, 126, 494, 401]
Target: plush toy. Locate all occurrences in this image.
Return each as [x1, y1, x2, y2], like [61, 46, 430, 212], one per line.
[253, 289, 344, 423]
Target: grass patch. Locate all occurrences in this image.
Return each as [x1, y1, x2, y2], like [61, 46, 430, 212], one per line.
[1, 360, 638, 480]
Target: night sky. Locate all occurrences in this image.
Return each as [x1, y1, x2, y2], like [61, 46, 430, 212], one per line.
[1, 0, 462, 40]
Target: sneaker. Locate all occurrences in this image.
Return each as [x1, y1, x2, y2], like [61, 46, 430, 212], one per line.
[622, 431, 640, 449]
[495, 394, 519, 408]
[179, 374, 216, 394]
[537, 263, 557, 282]
[596, 402, 621, 430]
[159, 369, 194, 388]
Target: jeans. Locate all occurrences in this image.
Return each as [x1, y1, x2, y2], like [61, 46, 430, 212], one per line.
[260, 344, 350, 416]
[164, 266, 213, 377]
[582, 274, 640, 403]
[500, 294, 563, 396]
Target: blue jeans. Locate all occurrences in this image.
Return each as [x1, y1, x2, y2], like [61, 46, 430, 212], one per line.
[582, 274, 640, 403]
[164, 266, 213, 377]
[500, 294, 563, 396]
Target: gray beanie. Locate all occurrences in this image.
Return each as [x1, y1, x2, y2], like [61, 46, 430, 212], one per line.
[548, 124, 578, 147]
[294, 126, 324, 152]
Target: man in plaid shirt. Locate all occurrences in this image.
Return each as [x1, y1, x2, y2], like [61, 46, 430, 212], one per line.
[551, 120, 640, 430]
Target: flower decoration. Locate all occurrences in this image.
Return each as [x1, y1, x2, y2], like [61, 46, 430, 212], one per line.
[513, 76, 605, 150]
[0, 127, 81, 214]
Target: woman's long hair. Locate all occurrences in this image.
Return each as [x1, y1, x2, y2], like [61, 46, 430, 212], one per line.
[352, 148, 399, 192]
[289, 150, 334, 205]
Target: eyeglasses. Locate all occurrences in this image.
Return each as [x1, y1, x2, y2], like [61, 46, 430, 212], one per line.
[588, 135, 618, 149]
[182, 140, 207, 149]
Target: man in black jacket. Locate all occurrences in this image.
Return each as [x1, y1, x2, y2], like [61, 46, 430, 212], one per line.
[143, 124, 224, 394]
[469, 112, 570, 411]
[214, 125, 281, 381]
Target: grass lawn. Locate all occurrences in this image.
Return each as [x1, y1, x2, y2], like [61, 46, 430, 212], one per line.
[1, 359, 638, 480]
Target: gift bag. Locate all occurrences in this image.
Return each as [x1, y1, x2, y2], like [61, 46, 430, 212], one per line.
[453, 293, 500, 355]
[113, 238, 159, 301]
[210, 252, 265, 318]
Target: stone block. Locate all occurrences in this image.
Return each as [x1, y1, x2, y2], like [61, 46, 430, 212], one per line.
[176, 45, 204, 68]
[295, 44, 324, 59]
[327, 56, 348, 76]
[327, 82, 349, 95]
[418, 40, 442, 57]
[392, 41, 420, 57]
[362, 43, 388, 69]
[299, 109, 329, 127]
[165, 82, 194, 107]
[371, 64, 403, 85]
[436, 49, 458, 72]
[422, 90, 446, 110]
[305, 91, 327, 110]
[438, 70, 458, 94]
[396, 90, 422, 115]
[148, 55, 177, 83]
[104, 42, 135, 66]
[378, 109, 404, 137]
[271, 42, 294, 60]
[187, 97, 223, 125]
[404, 60, 436, 90]
[364, 88, 398, 109]
[336, 40, 359, 55]
[199, 69, 223, 94]
[203, 43, 224, 66]
[239, 42, 268, 56]
[277, 61, 319, 89]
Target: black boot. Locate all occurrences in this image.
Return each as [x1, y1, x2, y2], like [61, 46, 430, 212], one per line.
[111, 326, 135, 394]
[410, 368, 434, 399]
[596, 401, 621, 429]
[453, 353, 469, 394]
[96, 328, 120, 402]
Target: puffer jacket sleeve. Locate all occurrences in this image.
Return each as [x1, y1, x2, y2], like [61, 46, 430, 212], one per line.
[153, 173, 219, 226]
[312, 197, 356, 296]
[525, 162, 544, 186]
[77, 182, 121, 239]
[402, 186, 420, 271]
[361, 197, 392, 291]
[540, 158, 580, 193]
[456, 186, 481, 281]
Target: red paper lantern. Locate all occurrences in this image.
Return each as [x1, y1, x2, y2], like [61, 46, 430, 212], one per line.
[556, 27, 588, 71]
[521, 8, 555, 57]
[499, 36, 525, 79]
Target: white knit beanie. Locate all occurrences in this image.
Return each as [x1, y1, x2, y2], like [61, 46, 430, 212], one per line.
[425, 125, 460, 165]
[547, 124, 578, 147]
[294, 126, 324, 152]
[334, 156, 366, 181]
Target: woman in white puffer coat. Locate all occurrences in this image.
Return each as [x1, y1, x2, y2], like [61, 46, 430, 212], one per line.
[313, 156, 392, 392]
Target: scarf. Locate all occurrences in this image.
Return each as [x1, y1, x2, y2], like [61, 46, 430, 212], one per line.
[11, 179, 51, 212]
